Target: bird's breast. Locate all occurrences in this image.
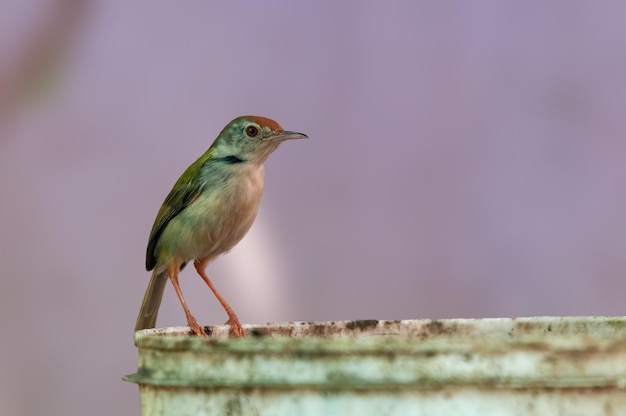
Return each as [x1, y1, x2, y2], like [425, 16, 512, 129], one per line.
[163, 165, 265, 262]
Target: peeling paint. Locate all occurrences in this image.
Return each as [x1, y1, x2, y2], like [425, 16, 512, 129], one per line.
[125, 317, 626, 415]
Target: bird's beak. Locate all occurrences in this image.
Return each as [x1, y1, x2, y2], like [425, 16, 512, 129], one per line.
[269, 130, 309, 141]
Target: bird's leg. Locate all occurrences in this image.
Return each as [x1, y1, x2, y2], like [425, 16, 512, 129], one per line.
[194, 260, 245, 337]
[168, 263, 207, 336]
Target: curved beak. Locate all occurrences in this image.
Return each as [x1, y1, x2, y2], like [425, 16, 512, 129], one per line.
[270, 130, 309, 141]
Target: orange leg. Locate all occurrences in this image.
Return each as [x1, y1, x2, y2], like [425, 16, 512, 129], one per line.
[194, 260, 245, 337]
[168, 263, 206, 336]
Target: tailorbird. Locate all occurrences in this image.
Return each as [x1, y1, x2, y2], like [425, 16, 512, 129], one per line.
[135, 116, 308, 336]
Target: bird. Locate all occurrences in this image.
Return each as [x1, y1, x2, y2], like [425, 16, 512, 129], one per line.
[135, 115, 308, 337]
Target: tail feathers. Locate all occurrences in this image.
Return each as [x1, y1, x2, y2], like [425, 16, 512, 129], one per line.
[135, 269, 168, 331]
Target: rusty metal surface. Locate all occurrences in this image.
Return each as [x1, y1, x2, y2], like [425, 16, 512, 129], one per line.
[125, 317, 626, 415]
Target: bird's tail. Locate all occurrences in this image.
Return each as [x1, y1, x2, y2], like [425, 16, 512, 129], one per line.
[135, 269, 168, 331]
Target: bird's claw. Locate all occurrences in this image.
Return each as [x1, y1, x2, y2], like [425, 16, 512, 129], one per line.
[187, 316, 208, 336]
[226, 317, 246, 337]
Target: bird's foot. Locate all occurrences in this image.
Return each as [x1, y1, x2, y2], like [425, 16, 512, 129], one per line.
[225, 316, 246, 338]
[187, 315, 208, 336]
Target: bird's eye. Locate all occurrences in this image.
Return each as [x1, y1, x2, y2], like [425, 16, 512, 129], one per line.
[245, 125, 259, 137]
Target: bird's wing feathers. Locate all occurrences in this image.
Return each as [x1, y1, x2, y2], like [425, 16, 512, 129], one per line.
[145, 168, 205, 271]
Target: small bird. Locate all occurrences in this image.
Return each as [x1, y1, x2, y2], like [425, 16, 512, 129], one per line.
[135, 116, 308, 337]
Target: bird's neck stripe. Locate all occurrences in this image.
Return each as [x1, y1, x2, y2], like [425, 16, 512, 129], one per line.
[214, 155, 245, 164]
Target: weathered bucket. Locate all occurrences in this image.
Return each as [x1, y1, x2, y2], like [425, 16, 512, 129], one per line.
[124, 317, 626, 415]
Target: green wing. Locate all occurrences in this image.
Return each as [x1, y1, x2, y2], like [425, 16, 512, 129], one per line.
[145, 161, 206, 271]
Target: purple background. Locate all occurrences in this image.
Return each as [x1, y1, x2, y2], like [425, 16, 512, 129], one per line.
[1, 1, 626, 415]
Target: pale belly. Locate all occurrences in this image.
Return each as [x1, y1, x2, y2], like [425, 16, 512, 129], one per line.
[157, 167, 265, 263]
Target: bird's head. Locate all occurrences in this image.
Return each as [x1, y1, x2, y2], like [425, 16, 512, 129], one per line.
[209, 116, 308, 165]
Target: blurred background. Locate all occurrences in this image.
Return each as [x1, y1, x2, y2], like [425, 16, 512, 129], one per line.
[1, 1, 626, 415]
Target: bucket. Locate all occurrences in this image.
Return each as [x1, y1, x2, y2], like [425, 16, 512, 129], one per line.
[124, 317, 626, 415]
